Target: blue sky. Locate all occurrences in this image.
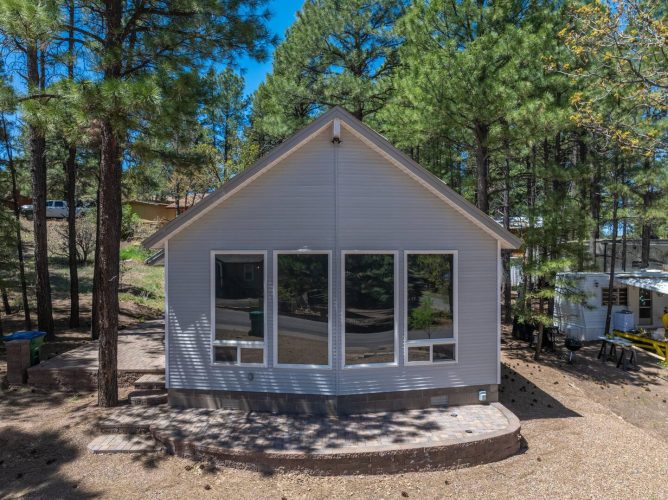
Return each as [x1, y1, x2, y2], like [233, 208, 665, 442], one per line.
[237, 0, 304, 97]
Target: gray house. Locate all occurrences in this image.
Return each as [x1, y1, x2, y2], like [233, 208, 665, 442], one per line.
[144, 107, 521, 415]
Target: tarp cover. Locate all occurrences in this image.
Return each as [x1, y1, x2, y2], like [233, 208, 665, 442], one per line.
[2, 331, 46, 341]
[614, 276, 668, 294]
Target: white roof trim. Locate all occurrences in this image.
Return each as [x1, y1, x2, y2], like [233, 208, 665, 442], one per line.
[143, 106, 521, 250]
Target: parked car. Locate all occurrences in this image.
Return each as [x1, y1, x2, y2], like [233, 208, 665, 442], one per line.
[20, 200, 85, 219]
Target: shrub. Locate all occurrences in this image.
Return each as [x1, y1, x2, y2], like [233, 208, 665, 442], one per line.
[121, 204, 141, 240]
[120, 244, 151, 262]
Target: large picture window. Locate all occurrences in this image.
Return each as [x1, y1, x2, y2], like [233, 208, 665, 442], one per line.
[212, 252, 265, 365]
[405, 252, 457, 364]
[343, 253, 396, 366]
[275, 252, 330, 367]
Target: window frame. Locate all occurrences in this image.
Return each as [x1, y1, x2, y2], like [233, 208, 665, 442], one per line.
[341, 250, 399, 369]
[272, 250, 333, 369]
[210, 250, 267, 367]
[404, 250, 458, 366]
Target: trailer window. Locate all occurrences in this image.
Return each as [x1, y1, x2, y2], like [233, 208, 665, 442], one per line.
[602, 287, 627, 306]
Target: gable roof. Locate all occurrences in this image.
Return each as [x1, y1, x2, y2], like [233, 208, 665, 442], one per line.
[143, 106, 522, 250]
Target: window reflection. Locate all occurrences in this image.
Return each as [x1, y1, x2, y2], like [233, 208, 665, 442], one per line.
[214, 254, 264, 342]
[407, 254, 454, 341]
[345, 254, 395, 365]
[276, 254, 329, 365]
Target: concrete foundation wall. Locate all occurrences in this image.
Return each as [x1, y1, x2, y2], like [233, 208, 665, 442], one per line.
[169, 385, 498, 416]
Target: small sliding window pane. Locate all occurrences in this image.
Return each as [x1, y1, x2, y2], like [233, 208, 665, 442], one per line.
[433, 344, 455, 362]
[240, 348, 264, 364]
[407, 254, 454, 341]
[407, 346, 430, 362]
[214, 346, 237, 363]
[276, 254, 329, 366]
[345, 254, 395, 365]
[214, 254, 264, 342]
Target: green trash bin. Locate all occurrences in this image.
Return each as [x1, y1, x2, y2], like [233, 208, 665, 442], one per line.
[2, 331, 46, 365]
[249, 311, 264, 337]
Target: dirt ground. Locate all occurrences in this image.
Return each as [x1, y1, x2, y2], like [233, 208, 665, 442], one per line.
[1, 331, 667, 499]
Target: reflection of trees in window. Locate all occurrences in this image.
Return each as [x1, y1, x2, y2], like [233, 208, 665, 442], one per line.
[407, 254, 453, 340]
[345, 254, 394, 334]
[277, 254, 328, 321]
[276, 254, 329, 366]
[214, 254, 264, 343]
[345, 254, 395, 365]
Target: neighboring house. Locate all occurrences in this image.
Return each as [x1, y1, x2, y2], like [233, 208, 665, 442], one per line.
[143, 107, 521, 415]
[554, 270, 668, 341]
[1, 193, 32, 211]
[166, 193, 209, 215]
[128, 200, 177, 222]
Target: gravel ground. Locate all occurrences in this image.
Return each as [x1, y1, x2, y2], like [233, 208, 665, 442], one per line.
[1, 335, 667, 499]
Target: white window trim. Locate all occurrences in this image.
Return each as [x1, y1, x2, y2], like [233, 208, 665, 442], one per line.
[404, 250, 458, 366]
[210, 250, 267, 367]
[273, 250, 333, 369]
[341, 250, 399, 369]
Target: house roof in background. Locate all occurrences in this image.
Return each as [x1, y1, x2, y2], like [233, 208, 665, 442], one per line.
[143, 106, 523, 250]
[165, 193, 210, 209]
[129, 200, 171, 207]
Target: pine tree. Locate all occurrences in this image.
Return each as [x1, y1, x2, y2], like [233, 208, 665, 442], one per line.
[61, 0, 274, 406]
[202, 68, 250, 183]
[250, 0, 406, 148]
[0, 0, 60, 338]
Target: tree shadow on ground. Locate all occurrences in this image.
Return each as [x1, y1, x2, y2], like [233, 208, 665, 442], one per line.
[0, 427, 98, 498]
[0, 387, 68, 421]
[499, 363, 581, 421]
[502, 333, 666, 390]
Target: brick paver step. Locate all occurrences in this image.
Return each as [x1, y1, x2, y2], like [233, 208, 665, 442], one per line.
[134, 373, 166, 390]
[129, 390, 168, 407]
[87, 434, 162, 454]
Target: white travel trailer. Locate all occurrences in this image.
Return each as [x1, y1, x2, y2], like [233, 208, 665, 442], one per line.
[554, 270, 668, 341]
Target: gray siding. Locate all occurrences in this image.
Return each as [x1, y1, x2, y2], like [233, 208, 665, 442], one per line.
[167, 126, 499, 395]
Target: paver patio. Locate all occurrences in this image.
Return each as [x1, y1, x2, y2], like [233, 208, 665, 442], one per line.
[27, 320, 164, 388]
[96, 403, 521, 473]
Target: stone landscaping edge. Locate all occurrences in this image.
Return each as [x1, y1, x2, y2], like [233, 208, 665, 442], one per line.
[147, 403, 522, 475]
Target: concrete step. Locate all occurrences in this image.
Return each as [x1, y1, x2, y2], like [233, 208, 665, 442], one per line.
[129, 390, 167, 407]
[134, 373, 165, 391]
[88, 434, 162, 454]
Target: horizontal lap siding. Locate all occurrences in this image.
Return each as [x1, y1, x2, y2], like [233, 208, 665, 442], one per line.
[336, 128, 498, 394]
[168, 129, 337, 394]
[167, 125, 499, 396]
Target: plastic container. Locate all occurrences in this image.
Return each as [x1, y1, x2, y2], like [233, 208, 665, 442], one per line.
[2, 331, 46, 365]
[249, 311, 264, 337]
[613, 310, 635, 332]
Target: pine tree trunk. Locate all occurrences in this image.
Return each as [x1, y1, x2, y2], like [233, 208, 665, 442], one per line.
[96, 118, 122, 408]
[621, 195, 627, 272]
[534, 295, 545, 361]
[1, 288, 11, 315]
[27, 43, 54, 340]
[65, 144, 80, 327]
[589, 158, 602, 266]
[473, 122, 490, 214]
[641, 187, 652, 268]
[1, 114, 31, 330]
[91, 183, 100, 340]
[604, 191, 619, 336]
[96, 0, 123, 407]
[502, 142, 512, 324]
